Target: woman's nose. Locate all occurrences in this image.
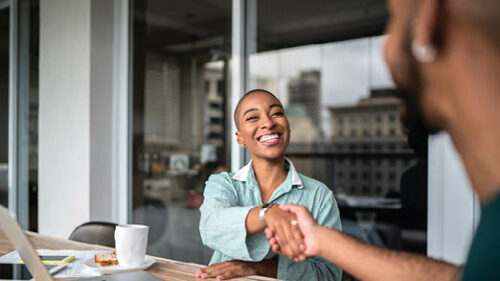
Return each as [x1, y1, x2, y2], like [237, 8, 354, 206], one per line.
[260, 114, 276, 129]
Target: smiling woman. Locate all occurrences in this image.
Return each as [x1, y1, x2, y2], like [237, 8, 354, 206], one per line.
[198, 89, 342, 281]
[235, 90, 290, 162]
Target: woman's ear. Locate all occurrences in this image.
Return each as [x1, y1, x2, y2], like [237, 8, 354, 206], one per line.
[236, 131, 244, 146]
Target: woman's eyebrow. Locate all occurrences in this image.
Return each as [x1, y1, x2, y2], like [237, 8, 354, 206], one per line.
[243, 104, 282, 116]
[243, 108, 258, 116]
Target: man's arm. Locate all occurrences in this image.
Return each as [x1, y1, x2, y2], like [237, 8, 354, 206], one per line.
[268, 204, 460, 281]
[314, 226, 459, 281]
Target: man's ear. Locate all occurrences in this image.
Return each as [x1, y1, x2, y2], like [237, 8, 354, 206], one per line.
[413, 0, 441, 47]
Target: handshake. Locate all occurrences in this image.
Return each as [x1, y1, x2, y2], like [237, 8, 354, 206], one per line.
[196, 204, 327, 280]
[263, 204, 321, 261]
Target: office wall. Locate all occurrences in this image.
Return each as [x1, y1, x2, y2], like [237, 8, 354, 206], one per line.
[39, 0, 115, 238]
[39, 0, 92, 238]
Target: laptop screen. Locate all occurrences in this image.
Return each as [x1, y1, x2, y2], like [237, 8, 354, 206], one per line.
[0, 264, 56, 280]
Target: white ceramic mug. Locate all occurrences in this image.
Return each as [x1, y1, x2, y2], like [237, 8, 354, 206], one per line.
[114, 224, 149, 267]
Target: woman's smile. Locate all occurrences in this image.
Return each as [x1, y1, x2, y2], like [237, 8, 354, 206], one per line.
[257, 133, 282, 146]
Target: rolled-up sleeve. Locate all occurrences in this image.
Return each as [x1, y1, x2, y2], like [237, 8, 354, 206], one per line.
[199, 173, 268, 261]
[277, 186, 342, 281]
[278, 256, 341, 281]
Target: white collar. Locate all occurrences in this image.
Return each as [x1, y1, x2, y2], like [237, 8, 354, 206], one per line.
[232, 158, 304, 189]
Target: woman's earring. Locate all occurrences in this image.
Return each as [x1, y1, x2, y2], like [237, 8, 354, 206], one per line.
[240, 144, 246, 149]
[412, 41, 437, 63]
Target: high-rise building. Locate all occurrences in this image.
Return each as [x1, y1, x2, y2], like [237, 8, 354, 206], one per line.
[288, 70, 321, 128]
[328, 89, 413, 197]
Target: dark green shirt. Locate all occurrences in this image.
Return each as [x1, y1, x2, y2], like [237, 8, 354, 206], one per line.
[462, 193, 500, 280]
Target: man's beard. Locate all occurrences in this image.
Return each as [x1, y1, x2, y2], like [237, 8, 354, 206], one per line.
[393, 34, 441, 136]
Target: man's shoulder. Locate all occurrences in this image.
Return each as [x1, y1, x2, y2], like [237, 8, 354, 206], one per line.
[462, 194, 500, 280]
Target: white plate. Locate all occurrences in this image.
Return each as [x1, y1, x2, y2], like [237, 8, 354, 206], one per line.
[84, 255, 155, 275]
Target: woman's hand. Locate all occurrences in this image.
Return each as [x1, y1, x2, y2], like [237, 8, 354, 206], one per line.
[265, 204, 321, 260]
[263, 204, 304, 260]
[195, 260, 277, 280]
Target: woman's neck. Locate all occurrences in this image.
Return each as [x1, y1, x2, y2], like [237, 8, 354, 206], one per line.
[252, 156, 288, 200]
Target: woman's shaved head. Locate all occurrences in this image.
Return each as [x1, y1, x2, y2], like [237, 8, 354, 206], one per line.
[233, 89, 283, 130]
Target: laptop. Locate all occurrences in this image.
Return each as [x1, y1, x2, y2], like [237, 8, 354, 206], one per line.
[0, 205, 161, 281]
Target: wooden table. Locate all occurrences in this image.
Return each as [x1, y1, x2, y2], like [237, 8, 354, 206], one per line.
[0, 230, 277, 281]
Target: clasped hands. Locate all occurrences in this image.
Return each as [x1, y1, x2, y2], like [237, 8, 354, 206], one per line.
[264, 204, 319, 261]
[196, 204, 320, 280]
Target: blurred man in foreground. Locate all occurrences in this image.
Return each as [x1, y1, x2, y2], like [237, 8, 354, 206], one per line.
[266, 0, 500, 280]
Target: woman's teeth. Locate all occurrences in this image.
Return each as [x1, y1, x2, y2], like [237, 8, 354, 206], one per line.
[259, 134, 279, 142]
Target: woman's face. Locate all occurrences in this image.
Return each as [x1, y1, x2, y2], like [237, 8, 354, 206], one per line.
[236, 92, 290, 161]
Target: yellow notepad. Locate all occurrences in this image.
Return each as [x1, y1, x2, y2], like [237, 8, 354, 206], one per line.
[20, 255, 75, 264]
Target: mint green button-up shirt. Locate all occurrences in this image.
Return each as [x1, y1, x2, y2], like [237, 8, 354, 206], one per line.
[199, 159, 342, 281]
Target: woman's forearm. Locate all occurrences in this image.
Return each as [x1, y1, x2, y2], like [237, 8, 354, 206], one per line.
[246, 206, 265, 236]
[252, 259, 278, 278]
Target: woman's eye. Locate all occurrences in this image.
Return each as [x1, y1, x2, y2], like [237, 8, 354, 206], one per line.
[245, 116, 258, 121]
[272, 111, 284, 117]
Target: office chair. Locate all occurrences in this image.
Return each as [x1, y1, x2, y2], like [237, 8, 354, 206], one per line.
[68, 221, 118, 248]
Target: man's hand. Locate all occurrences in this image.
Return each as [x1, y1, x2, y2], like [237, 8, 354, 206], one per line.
[195, 260, 257, 280]
[265, 204, 321, 260]
[263, 204, 305, 259]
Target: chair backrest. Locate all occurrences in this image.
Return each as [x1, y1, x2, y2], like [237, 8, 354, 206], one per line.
[68, 221, 118, 248]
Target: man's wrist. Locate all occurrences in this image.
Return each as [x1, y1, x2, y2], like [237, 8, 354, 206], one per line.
[312, 225, 330, 257]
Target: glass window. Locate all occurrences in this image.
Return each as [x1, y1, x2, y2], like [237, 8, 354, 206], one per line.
[0, 2, 38, 231]
[248, 0, 428, 265]
[0, 5, 9, 208]
[362, 142, 370, 150]
[27, 0, 39, 232]
[389, 113, 397, 122]
[131, 0, 231, 264]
